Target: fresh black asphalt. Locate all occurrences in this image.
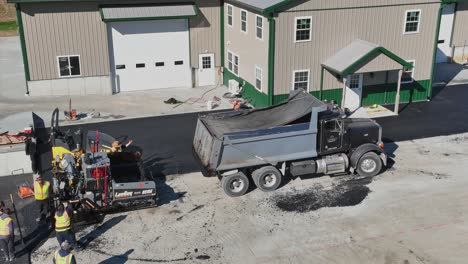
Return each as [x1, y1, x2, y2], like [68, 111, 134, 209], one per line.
[1, 83, 467, 263]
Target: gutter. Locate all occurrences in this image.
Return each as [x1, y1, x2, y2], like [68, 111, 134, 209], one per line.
[429, 3, 445, 99]
[267, 15, 275, 106]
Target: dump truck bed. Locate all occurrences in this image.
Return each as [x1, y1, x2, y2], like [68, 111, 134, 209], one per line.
[193, 90, 328, 176]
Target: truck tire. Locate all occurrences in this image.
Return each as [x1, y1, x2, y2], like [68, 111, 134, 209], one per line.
[221, 172, 250, 197]
[252, 166, 282, 192]
[356, 152, 382, 177]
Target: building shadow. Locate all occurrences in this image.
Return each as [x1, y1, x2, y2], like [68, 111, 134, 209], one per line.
[78, 215, 127, 249]
[98, 249, 134, 264]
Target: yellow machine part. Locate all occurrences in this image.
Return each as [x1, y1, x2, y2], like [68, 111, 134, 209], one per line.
[51, 146, 83, 169]
[52, 146, 73, 160]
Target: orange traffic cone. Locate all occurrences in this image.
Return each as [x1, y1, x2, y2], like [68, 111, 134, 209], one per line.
[18, 185, 34, 199]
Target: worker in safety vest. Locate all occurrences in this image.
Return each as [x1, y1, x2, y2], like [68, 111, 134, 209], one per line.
[110, 139, 133, 153]
[0, 207, 15, 262]
[53, 240, 76, 264]
[55, 203, 76, 249]
[34, 175, 51, 222]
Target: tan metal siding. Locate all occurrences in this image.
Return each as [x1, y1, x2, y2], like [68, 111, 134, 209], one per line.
[278, 0, 440, 12]
[224, 3, 269, 93]
[363, 71, 387, 86]
[190, 0, 221, 68]
[452, 1, 468, 47]
[274, 3, 439, 95]
[22, 3, 110, 81]
[355, 53, 403, 74]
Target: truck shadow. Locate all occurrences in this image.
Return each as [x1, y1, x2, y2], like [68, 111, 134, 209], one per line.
[97, 249, 135, 264]
[143, 154, 186, 207]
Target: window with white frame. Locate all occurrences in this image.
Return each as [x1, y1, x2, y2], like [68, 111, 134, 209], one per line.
[295, 17, 312, 42]
[240, 9, 248, 33]
[228, 51, 239, 75]
[404, 10, 421, 34]
[348, 74, 361, 89]
[255, 66, 263, 90]
[401, 60, 415, 83]
[58, 55, 81, 77]
[293, 70, 309, 91]
[256, 15, 263, 40]
[227, 5, 233, 27]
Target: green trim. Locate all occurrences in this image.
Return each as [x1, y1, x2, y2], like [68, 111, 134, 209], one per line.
[429, 4, 444, 99]
[324, 46, 413, 76]
[220, 1, 225, 68]
[16, 4, 30, 83]
[267, 17, 276, 106]
[273, 88, 343, 106]
[223, 68, 269, 107]
[362, 80, 431, 106]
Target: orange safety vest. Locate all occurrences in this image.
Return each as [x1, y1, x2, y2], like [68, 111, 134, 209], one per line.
[55, 211, 71, 232]
[0, 216, 12, 236]
[54, 250, 74, 264]
[34, 181, 50, 201]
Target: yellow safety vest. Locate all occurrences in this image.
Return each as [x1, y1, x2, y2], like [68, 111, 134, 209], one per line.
[54, 250, 74, 264]
[34, 181, 50, 201]
[0, 217, 12, 236]
[55, 211, 71, 232]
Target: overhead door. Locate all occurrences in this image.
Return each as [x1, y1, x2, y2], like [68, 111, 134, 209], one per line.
[108, 19, 192, 92]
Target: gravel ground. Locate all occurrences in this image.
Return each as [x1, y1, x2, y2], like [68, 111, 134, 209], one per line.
[31, 133, 468, 264]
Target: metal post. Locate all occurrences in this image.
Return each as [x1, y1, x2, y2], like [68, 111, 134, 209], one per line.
[395, 69, 403, 115]
[341, 76, 347, 110]
[10, 194, 25, 245]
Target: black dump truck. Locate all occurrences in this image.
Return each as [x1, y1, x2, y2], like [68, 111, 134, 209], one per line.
[193, 90, 387, 197]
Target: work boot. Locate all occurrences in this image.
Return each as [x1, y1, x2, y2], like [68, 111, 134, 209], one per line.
[9, 256, 15, 262]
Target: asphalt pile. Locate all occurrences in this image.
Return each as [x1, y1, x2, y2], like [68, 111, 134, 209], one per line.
[271, 177, 372, 213]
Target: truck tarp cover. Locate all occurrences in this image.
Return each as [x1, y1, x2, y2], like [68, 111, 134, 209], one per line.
[200, 90, 326, 138]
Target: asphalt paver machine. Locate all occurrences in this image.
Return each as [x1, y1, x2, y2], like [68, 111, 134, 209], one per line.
[30, 109, 157, 224]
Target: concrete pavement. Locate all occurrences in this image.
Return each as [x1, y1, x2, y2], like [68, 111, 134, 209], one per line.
[30, 132, 468, 264]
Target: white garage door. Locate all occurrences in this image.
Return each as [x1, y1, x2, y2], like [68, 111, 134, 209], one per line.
[109, 19, 192, 92]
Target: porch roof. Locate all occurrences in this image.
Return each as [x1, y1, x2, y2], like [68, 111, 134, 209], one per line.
[321, 39, 413, 76]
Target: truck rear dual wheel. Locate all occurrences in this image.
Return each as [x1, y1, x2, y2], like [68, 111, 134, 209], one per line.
[252, 166, 282, 192]
[221, 172, 250, 197]
[356, 152, 382, 177]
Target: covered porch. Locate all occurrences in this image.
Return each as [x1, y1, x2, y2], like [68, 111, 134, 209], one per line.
[320, 39, 414, 115]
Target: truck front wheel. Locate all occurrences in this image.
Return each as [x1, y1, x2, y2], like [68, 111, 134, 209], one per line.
[356, 152, 382, 177]
[221, 172, 250, 197]
[252, 166, 282, 192]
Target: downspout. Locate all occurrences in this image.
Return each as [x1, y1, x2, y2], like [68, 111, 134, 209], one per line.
[220, 0, 225, 69]
[319, 66, 324, 100]
[16, 4, 30, 95]
[449, 2, 458, 62]
[267, 15, 276, 106]
[428, 3, 444, 100]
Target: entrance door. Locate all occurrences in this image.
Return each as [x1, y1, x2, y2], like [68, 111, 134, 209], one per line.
[198, 54, 215, 86]
[436, 3, 455, 63]
[344, 74, 363, 111]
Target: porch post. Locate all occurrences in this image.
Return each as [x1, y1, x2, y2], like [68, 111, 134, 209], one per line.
[319, 67, 324, 100]
[341, 76, 347, 110]
[394, 69, 403, 114]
